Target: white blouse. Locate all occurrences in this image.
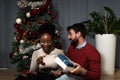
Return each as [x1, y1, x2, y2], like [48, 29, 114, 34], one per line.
[29, 48, 64, 72]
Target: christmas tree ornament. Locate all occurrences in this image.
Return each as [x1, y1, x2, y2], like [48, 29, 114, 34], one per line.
[30, 9, 36, 17]
[51, 15, 56, 20]
[14, 23, 21, 29]
[16, 29, 23, 35]
[26, 12, 31, 18]
[20, 39, 25, 44]
[22, 18, 26, 24]
[47, 10, 51, 15]
[24, 70, 29, 74]
[23, 56, 28, 59]
[16, 18, 22, 24]
[16, 34, 23, 41]
[9, 52, 13, 59]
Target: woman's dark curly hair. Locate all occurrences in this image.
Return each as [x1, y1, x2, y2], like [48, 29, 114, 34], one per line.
[39, 22, 56, 38]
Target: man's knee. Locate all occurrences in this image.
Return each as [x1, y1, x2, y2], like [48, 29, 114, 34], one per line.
[56, 74, 69, 80]
[56, 74, 84, 80]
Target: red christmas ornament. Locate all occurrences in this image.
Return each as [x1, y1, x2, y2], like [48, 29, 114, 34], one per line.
[16, 34, 23, 41]
[22, 18, 26, 24]
[35, 32, 40, 35]
[51, 15, 56, 20]
[30, 8, 41, 17]
[47, 10, 51, 15]
[16, 27, 24, 34]
[9, 52, 13, 59]
[30, 9, 36, 17]
[25, 70, 29, 74]
[14, 23, 21, 29]
[16, 36, 20, 41]
[41, 5, 46, 12]
[36, 9, 41, 14]
[34, 9, 40, 14]
[41, 0, 51, 12]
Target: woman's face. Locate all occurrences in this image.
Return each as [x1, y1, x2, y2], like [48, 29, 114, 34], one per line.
[40, 33, 53, 54]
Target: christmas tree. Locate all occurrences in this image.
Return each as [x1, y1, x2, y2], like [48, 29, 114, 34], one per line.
[9, 0, 61, 72]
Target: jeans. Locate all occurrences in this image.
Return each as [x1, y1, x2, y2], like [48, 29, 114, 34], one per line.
[56, 74, 84, 80]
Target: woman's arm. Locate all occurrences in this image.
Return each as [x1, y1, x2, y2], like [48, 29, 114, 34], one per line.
[29, 51, 38, 72]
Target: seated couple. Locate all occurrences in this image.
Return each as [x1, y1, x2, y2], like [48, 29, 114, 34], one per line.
[15, 22, 101, 80]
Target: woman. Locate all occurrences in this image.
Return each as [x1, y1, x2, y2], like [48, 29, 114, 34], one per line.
[15, 22, 64, 80]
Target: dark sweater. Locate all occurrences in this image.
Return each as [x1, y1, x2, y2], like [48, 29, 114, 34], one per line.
[66, 43, 101, 80]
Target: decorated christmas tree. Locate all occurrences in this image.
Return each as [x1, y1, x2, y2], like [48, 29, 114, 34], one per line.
[9, 0, 61, 72]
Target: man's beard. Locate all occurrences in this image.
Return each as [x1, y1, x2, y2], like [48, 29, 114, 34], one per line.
[71, 38, 79, 48]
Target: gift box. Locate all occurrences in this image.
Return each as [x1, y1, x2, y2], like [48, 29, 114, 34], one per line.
[39, 55, 58, 69]
[55, 54, 76, 71]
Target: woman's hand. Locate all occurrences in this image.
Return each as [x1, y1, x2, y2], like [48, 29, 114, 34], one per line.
[31, 71, 37, 75]
[36, 55, 46, 66]
[51, 69, 63, 77]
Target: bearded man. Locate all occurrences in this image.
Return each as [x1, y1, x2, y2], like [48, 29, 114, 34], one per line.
[56, 23, 101, 80]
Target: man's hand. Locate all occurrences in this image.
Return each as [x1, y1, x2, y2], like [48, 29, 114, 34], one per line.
[36, 55, 46, 66]
[70, 63, 87, 75]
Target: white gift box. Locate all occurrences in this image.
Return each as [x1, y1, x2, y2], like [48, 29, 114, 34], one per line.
[39, 55, 58, 69]
[55, 54, 76, 71]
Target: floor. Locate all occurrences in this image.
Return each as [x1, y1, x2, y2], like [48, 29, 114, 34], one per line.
[0, 69, 120, 80]
[101, 69, 120, 80]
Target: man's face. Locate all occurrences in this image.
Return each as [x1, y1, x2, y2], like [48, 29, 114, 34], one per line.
[68, 29, 79, 47]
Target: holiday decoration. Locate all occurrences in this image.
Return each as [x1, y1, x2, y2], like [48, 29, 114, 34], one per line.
[16, 18, 22, 24]
[26, 12, 31, 17]
[10, 0, 61, 72]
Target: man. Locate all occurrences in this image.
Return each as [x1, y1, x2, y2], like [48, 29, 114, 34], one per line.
[56, 23, 101, 80]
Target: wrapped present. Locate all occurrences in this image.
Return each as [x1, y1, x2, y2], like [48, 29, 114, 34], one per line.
[39, 55, 58, 69]
[55, 54, 76, 71]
